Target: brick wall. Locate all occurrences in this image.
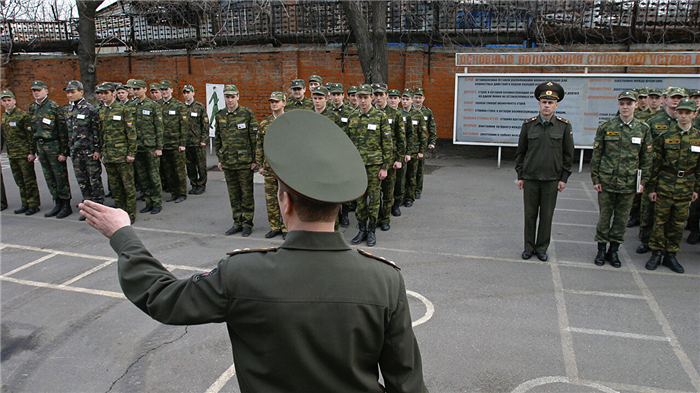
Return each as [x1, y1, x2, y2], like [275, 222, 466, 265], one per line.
[3, 45, 699, 140]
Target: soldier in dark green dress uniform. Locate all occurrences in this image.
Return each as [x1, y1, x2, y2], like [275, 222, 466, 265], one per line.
[591, 91, 653, 268]
[79, 110, 427, 393]
[515, 81, 575, 261]
[287, 79, 313, 111]
[182, 84, 209, 195]
[1, 90, 40, 215]
[644, 98, 700, 274]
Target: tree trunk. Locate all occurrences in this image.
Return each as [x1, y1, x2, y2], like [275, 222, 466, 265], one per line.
[341, 0, 388, 84]
[77, 1, 103, 105]
[370, 1, 388, 84]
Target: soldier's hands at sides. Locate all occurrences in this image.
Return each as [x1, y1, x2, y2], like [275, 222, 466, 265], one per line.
[418, 153, 424, 159]
[126, 156, 135, 163]
[637, 185, 644, 194]
[428, 144, 435, 149]
[393, 161, 402, 169]
[251, 163, 257, 171]
[155, 150, 162, 157]
[259, 168, 265, 175]
[179, 146, 186, 152]
[594, 184, 602, 192]
[649, 192, 657, 202]
[378, 169, 388, 180]
[92, 152, 100, 160]
[404, 155, 411, 163]
[79, 200, 131, 238]
[218, 162, 223, 171]
[693, 192, 698, 203]
[517, 180, 524, 190]
[557, 181, 566, 192]
[27, 154, 35, 162]
[200, 142, 206, 147]
[58, 155, 67, 162]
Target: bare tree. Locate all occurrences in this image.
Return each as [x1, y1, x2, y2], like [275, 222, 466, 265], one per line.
[76, 0, 103, 104]
[340, 0, 388, 84]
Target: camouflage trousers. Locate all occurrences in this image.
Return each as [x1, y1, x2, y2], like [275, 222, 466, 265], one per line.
[71, 151, 104, 204]
[631, 192, 642, 210]
[263, 173, 286, 232]
[1, 170, 6, 209]
[687, 198, 699, 232]
[356, 165, 382, 223]
[594, 191, 635, 244]
[378, 167, 397, 224]
[416, 155, 426, 194]
[105, 162, 136, 220]
[403, 155, 419, 202]
[162, 149, 187, 198]
[185, 145, 208, 189]
[649, 194, 693, 253]
[639, 189, 655, 243]
[9, 157, 40, 208]
[223, 167, 254, 227]
[394, 165, 405, 203]
[135, 148, 162, 208]
[37, 140, 71, 200]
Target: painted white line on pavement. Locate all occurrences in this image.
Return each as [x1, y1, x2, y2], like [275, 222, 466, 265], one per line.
[548, 243, 580, 383]
[0, 275, 125, 298]
[61, 259, 117, 286]
[204, 363, 236, 393]
[566, 327, 669, 342]
[3, 253, 58, 277]
[553, 222, 596, 227]
[0, 243, 114, 260]
[564, 289, 646, 300]
[511, 376, 619, 393]
[583, 379, 695, 393]
[407, 290, 434, 327]
[555, 208, 598, 213]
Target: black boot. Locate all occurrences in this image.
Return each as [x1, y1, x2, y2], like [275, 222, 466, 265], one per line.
[687, 231, 699, 245]
[391, 201, 401, 217]
[351, 221, 367, 245]
[662, 252, 684, 274]
[636, 243, 650, 254]
[594, 243, 607, 266]
[366, 222, 377, 247]
[44, 199, 62, 217]
[645, 250, 664, 270]
[339, 205, 350, 227]
[606, 242, 621, 268]
[626, 208, 640, 227]
[56, 199, 73, 219]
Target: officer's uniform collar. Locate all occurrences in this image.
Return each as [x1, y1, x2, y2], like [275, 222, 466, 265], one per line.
[35, 96, 48, 106]
[539, 114, 554, 126]
[279, 230, 351, 251]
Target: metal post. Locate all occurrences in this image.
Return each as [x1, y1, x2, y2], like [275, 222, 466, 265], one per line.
[579, 149, 584, 173]
[498, 146, 502, 169]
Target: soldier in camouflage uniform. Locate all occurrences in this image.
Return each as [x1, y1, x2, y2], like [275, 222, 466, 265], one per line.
[213, 85, 259, 237]
[330, 83, 356, 227]
[116, 84, 129, 105]
[182, 84, 209, 195]
[399, 89, 427, 208]
[644, 98, 700, 274]
[159, 80, 188, 203]
[287, 79, 313, 111]
[63, 81, 104, 220]
[591, 91, 653, 268]
[1, 90, 40, 215]
[95, 82, 137, 223]
[637, 87, 687, 254]
[347, 85, 359, 110]
[686, 89, 700, 244]
[412, 87, 437, 200]
[347, 84, 393, 247]
[374, 85, 405, 231]
[256, 91, 287, 239]
[150, 83, 162, 102]
[308, 75, 322, 93]
[312, 86, 342, 126]
[29, 80, 73, 218]
[634, 87, 651, 121]
[131, 80, 164, 214]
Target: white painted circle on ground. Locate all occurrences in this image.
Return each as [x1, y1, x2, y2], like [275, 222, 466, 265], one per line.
[511, 376, 619, 393]
[407, 290, 434, 327]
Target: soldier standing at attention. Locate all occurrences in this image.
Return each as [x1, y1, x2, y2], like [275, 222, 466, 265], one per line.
[400, 89, 427, 209]
[626, 87, 652, 227]
[644, 98, 700, 274]
[591, 91, 653, 268]
[348, 84, 393, 247]
[347, 85, 359, 110]
[287, 79, 313, 111]
[515, 81, 574, 262]
[1, 90, 40, 215]
[213, 84, 259, 237]
[64, 81, 104, 220]
[131, 80, 164, 215]
[29, 80, 73, 218]
[308, 75, 322, 93]
[646, 87, 664, 117]
[256, 91, 287, 239]
[149, 83, 162, 102]
[182, 85, 209, 195]
[116, 84, 130, 105]
[125, 79, 136, 100]
[686, 89, 700, 245]
[159, 80, 188, 203]
[412, 87, 437, 200]
[388, 89, 401, 110]
[311, 85, 342, 126]
[330, 83, 354, 226]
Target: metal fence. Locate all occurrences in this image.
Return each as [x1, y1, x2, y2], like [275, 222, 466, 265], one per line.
[2, 0, 699, 54]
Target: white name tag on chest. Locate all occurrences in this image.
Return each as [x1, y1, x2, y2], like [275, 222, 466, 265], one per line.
[341, 117, 348, 123]
[191, 112, 198, 117]
[631, 137, 642, 144]
[77, 114, 86, 120]
[9, 122, 17, 126]
[142, 110, 151, 115]
[692, 145, 700, 153]
[113, 115, 122, 121]
[388, 119, 393, 124]
[412, 120, 418, 125]
[42, 118, 52, 125]
[367, 124, 377, 130]
[237, 123, 246, 129]
[168, 110, 176, 115]
[424, 116, 428, 121]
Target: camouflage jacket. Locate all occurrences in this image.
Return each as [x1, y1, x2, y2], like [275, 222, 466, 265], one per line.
[99, 100, 137, 163]
[400, 108, 427, 156]
[29, 97, 68, 156]
[415, 105, 437, 146]
[591, 116, 653, 193]
[287, 97, 313, 111]
[64, 98, 100, 155]
[347, 107, 393, 170]
[161, 98, 188, 149]
[1, 106, 35, 159]
[255, 113, 277, 172]
[376, 104, 406, 162]
[331, 103, 354, 135]
[645, 109, 677, 140]
[213, 105, 259, 170]
[131, 97, 164, 150]
[184, 100, 209, 146]
[317, 106, 344, 129]
[634, 108, 652, 122]
[646, 123, 700, 198]
[515, 115, 575, 182]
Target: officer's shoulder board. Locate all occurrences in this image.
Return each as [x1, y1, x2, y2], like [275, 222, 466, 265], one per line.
[524, 116, 537, 124]
[556, 116, 570, 124]
[227, 247, 278, 256]
[357, 249, 400, 270]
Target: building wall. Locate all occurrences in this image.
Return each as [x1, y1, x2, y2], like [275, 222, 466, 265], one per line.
[3, 45, 699, 140]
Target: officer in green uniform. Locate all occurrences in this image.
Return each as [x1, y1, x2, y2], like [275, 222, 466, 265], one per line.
[636, 86, 687, 253]
[644, 98, 700, 274]
[287, 79, 313, 111]
[213, 84, 259, 237]
[1, 90, 40, 215]
[95, 82, 137, 223]
[131, 80, 165, 215]
[159, 80, 188, 203]
[64, 80, 104, 220]
[348, 84, 393, 247]
[182, 84, 209, 195]
[412, 87, 437, 200]
[515, 81, 575, 261]
[79, 109, 427, 393]
[686, 89, 700, 244]
[29, 80, 73, 218]
[256, 91, 287, 239]
[399, 89, 427, 208]
[591, 91, 653, 268]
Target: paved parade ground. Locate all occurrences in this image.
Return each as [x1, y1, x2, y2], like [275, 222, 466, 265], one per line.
[1, 154, 699, 393]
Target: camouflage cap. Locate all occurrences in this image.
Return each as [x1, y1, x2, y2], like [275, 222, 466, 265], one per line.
[347, 85, 358, 95]
[372, 83, 387, 94]
[115, 84, 127, 91]
[414, 87, 425, 96]
[183, 84, 195, 92]
[64, 80, 83, 91]
[309, 75, 323, 84]
[30, 81, 48, 90]
[402, 88, 414, 97]
[535, 81, 565, 102]
[0, 90, 15, 99]
[676, 98, 697, 112]
[329, 83, 344, 94]
[312, 85, 329, 96]
[665, 86, 687, 97]
[689, 89, 700, 98]
[269, 91, 286, 102]
[133, 80, 148, 89]
[223, 84, 239, 95]
[388, 89, 401, 97]
[356, 84, 373, 95]
[160, 80, 173, 89]
[636, 87, 649, 97]
[618, 90, 637, 101]
[95, 82, 116, 92]
[648, 87, 664, 96]
[149, 82, 162, 91]
[125, 79, 137, 88]
[291, 79, 305, 89]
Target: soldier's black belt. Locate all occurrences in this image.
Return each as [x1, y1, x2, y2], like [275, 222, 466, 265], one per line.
[662, 166, 695, 178]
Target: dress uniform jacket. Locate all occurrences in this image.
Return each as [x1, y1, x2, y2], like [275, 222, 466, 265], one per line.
[112, 227, 428, 393]
[515, 116, 575, 182]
